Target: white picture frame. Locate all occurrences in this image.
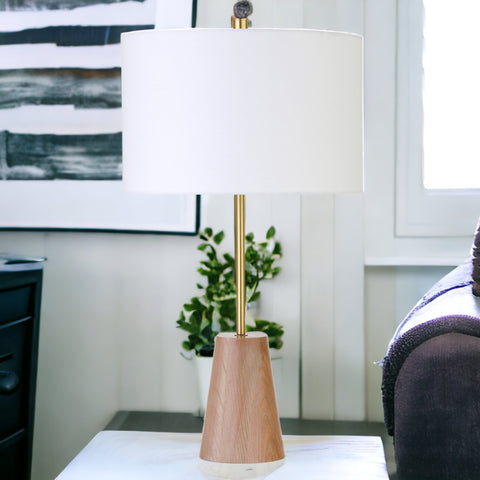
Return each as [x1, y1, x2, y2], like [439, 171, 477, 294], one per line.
[0, 0, 199, 235]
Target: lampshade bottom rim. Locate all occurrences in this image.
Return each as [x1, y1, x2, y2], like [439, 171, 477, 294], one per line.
[198, 457, 285, 479]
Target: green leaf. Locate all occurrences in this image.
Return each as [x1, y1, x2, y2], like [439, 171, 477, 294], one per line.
[269, 339, 283, 350]
[201, 325, 214, 340]
[197, 268, 212, 277]
[266, 226, 276, 239]
[200, 259, 220, 270]
[192, 297, 205, 308]
[253, 319, 270, 328]
[204, 227, 213, 237]
[190, 310, 203, 327]
[183, 303, 195, 312]
[176, 320, 189, 332]
[246, 232, 254, 242]
[249, 291, 261, 302]
[213, 230, 225, 245]
[223, 252, 234, 264]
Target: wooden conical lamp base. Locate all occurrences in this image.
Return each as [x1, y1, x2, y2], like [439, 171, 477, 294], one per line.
[199, 331, 284, 473]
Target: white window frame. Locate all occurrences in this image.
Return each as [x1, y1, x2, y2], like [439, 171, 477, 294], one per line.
[396, 0, 480, 237]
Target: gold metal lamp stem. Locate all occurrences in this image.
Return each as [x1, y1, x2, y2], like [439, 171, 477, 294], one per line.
[234, 194, 246, 336]
[232, 2, 249, 337]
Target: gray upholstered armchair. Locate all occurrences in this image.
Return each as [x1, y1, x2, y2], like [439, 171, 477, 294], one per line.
[381, 222, 480, 480]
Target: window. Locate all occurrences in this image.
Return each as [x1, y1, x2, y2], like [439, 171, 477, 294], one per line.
[423, 0, 480, 189]
[396, 0, 480, 236]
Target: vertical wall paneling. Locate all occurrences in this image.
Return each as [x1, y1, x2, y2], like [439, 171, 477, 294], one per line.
[362, 0, 398, 423]
[270, 0, 303, 28]
[154, 0, 193, 28]
[363, 0, 397, 260]
[364, 266, 397, 422]
[195, 0, 232, 27]
[301, 195, 335, 419]
[303, 0, 364, 34]
[250, 195, 302, 418]
[334, 194, 365, 420]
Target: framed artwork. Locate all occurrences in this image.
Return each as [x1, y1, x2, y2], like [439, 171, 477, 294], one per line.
[0, 0, 199, 235]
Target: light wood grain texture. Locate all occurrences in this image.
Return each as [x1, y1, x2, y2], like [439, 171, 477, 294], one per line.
[199, 332, 284, 464]
[55, 431, 389, 479]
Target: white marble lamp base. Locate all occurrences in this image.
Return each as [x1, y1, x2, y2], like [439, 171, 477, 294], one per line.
[199, 457, 285, 479]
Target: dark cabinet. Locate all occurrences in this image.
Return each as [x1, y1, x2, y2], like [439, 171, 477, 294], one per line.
[0, 257, 44, 480]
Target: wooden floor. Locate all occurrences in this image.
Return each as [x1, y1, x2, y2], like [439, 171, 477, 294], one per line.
[105, 411, 396, 479]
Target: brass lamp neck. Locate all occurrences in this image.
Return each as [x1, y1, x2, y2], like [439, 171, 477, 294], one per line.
[231, 16, 249, 29]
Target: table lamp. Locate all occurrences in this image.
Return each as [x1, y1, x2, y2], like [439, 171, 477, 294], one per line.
[121, 2, 363, 477]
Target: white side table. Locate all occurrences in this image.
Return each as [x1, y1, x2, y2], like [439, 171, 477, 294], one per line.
[56, 431, 389, 479]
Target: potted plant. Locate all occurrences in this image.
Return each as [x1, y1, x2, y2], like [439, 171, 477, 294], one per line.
[177, 226, 284, 413]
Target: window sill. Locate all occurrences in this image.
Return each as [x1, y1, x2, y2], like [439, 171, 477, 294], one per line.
[365, 257, 467, 267]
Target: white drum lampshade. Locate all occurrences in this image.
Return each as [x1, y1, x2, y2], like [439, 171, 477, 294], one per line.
[121, 28, 363, 195]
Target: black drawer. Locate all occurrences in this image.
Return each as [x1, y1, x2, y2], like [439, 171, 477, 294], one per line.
[0, 260, 43, 480]
[0, 431, 28, 480]
[0, 286, 32, 326]
[0, 320, 30, 438]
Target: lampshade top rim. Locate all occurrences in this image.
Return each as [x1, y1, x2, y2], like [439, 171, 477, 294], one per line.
[121, 27, 363, 40]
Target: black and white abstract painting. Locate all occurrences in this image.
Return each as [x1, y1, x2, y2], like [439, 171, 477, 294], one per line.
[0, 68, 122, 109]
[0, 131, 122, 180]
[0, 0, 145, 9]
[0, 0, 199, 234]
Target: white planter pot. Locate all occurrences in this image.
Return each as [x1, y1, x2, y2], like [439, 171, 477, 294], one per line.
[192, 351, 282, 417]
[192, 355, 214, 417]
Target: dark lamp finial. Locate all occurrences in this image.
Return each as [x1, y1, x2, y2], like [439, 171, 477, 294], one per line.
[234, 1, 253, 19]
